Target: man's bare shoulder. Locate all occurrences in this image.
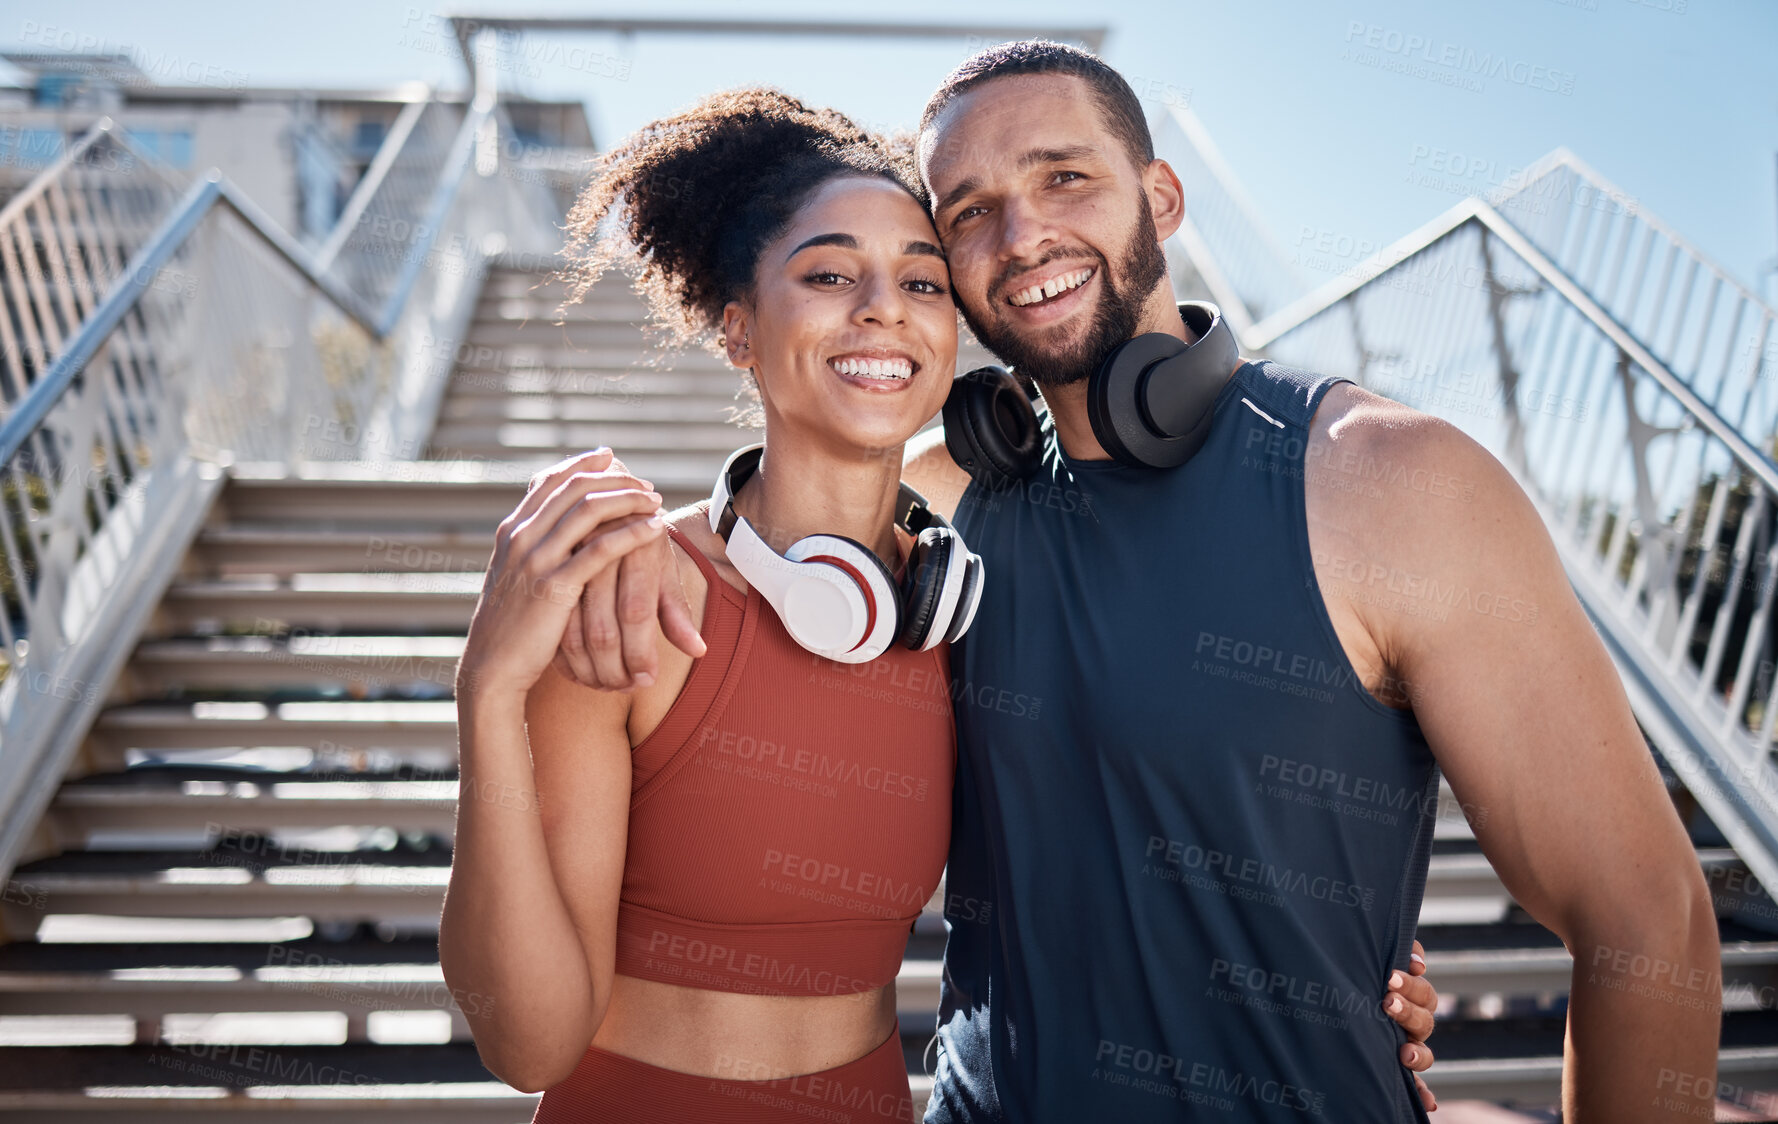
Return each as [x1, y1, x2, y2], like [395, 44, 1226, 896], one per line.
[1306, 381, 1506, 527]
[903, 425, 970, 520]
[1305, 381, 1560, 650]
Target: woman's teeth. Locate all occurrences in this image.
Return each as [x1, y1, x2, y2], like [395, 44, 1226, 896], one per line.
[1008, 268, 1094, 308]
[831, 357, 913, 380]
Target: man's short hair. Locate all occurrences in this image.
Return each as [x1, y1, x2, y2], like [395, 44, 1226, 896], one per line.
[918, 40, 1155, 173]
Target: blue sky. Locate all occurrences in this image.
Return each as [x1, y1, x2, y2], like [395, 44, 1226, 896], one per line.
[11, 0, 1777, 300]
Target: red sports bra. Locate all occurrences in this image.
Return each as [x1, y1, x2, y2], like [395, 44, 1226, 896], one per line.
[612, 523, 955, 997]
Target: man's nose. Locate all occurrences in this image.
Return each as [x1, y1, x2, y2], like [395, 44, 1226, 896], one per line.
[996, 195, 1056, 264]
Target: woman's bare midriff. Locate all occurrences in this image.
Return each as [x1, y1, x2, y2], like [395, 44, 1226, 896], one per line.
[588, 972, 898, 1078]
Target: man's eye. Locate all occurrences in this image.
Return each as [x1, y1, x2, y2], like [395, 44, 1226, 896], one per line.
[1051, 171, 1084, 184]
[952, 206, 986, 224]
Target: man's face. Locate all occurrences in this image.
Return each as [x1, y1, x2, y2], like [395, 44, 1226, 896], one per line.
[922, 73, 1169, 385]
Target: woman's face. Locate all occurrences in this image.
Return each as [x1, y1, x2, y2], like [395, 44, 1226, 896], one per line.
[731, 175, 958, 459]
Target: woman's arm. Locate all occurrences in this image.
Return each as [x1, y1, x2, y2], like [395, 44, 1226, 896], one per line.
[439, 452, 665, 1091]
[441, 680, 633, 1091]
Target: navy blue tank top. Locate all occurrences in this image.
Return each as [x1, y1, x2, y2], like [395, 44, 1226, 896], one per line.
[929, 358, 1438, 1123]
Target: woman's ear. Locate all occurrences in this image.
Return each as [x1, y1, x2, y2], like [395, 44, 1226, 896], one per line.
[720, 303, 753, 369]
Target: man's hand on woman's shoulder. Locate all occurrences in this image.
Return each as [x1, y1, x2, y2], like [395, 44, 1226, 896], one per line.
[529, 449, 707, 693]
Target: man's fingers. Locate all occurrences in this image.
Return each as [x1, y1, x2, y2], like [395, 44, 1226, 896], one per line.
[1413, 1073, 1437, 1112]
[614, 536, 670, 687]
[580, 549, 631, 691]
[1400, 1041, 1435, 1073]
[660, 571, 708, 659]
[1409, 939, 1427, 976]
[1379, 981, 1436, 1045]
[1389, 970, 1438, 1029]
[555, 602, 598, 687]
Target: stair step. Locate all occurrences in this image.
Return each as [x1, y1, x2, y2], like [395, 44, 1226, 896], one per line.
[215, 467, 528, 527]
[436, 396, 750, 426]
[128, 636, 465, 694]
[156, 577, 480, 635]
[426, 421, 754, 451]
[443, 368, 742, 400]
[448, 346, 734, 374]
[190, 528, 494, 579]
[0, 1042, 532, 1122]
[46, 773, 457, 840]
[414, 449, 736, 499]
[86, 701, 460, 772]
[5, 848, 451, 925]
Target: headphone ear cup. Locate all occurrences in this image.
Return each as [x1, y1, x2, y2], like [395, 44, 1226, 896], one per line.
[943, 367, 1042, 491]
[783, 533, 902, 662]
[898, 528, 956, 651]
[944, 550, 984, 644]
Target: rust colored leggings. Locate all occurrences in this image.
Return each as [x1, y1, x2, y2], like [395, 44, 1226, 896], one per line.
[531, 1022, 916, 1124]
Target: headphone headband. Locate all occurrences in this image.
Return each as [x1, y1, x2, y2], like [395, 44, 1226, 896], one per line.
[710, 444, 958, 545]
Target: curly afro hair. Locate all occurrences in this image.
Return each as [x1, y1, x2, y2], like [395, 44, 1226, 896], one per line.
[557, 88, 925, 410]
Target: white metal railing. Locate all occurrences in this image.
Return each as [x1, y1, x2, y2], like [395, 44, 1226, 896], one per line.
[0, 74, 563, 876]
[313, 94, 466, 312]
[1148, 102, 1307, 336]
[1249, 196, 1778, 893]
[0, 123, 189, 412]
[1490, 149, 1778, 459]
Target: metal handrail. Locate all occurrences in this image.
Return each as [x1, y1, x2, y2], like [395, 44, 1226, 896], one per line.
[0, 172, 382, 469]
[1249, 194, 1778, 491]
[1496, 147, 1778, 326]
[376, 95, 489, 335]
[312, 92, 433, 272]
[0, 99, 491, 472]
[446, 14, 1110, 73]
[1486, 148, 1778, 453]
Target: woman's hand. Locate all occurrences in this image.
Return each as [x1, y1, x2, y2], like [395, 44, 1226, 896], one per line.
[1383, 938, 1439, 1112]
[457, 449, 666, 702]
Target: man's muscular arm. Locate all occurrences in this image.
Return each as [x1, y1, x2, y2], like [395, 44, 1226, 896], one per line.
[1306, 385, 1719, 1121]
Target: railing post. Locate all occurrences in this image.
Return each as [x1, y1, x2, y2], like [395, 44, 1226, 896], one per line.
[1479, 228, 1529, 476]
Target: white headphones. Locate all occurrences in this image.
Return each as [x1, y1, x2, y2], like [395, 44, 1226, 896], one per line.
[709, 444, 985, 664]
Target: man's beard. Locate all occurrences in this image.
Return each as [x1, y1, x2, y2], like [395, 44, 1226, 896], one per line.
[959, 197, 1169, 387]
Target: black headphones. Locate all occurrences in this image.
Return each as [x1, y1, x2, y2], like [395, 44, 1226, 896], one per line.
[942, 301, 1240, 490]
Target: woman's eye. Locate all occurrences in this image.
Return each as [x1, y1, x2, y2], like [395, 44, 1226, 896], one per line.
[905, 278, 949, 295]
[805, 271, 851, 286]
